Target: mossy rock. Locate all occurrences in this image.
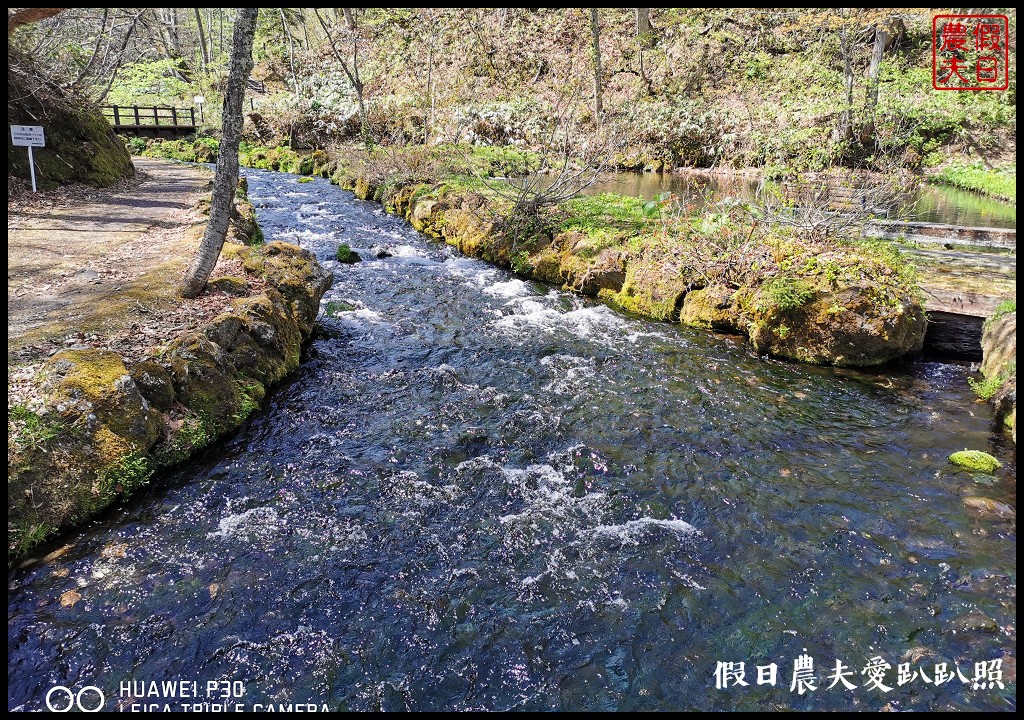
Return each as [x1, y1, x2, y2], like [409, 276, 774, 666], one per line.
[237, 241, 334, 336]
[45, 349, 162, 447]
[354, 176, 378, 200]
[336, 244, 362, 264]
[410, 199, 441, 236]
[7, 54, 134, 189]
[203, 290, 302, 385]
[750, 287, 926, 367]
[208, 275, 250, 296]
[608, 252, 690, 321]
[129, 360, 175, 411]
[949, 450, 1002, 474]
[297, 176, 315, 184]
[680, 285, 749, 334]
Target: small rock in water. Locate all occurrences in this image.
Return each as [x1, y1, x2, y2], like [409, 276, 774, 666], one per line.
[370, 245, 393, 259]
[953, 611, 999, 634]
[948, 449, 1002, 473]
[962, 496, 1015, 518]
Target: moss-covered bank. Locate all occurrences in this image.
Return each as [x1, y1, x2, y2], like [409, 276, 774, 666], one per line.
[977, 303, 1016, 442]
[323, 166, 926, 369]
[8, 240, 331, 562]
[8, 54, 134, 189]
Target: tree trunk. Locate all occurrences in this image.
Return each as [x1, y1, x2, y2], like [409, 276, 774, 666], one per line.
[636, 8, 653, 48]
[836, 17, 855, 146]
[194, 7, 209, 72]
[180, 7, 258, 299]
[860, 20, 890, 147]
[590, 9, 603, 125]
[342, 8, 357, 30]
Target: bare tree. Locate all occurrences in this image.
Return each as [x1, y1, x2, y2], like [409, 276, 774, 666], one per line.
[314, 8, 367, 139]
[180, 7, 258, 299]
[194, 8, 209, 72]
[589, 9, 603, 125]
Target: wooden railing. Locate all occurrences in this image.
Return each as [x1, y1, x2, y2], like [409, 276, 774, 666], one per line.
[101, 105, 196, 128]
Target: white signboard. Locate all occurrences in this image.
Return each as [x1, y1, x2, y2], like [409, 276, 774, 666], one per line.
[11, 125, 45, 192]
[11, 125, 45, 147]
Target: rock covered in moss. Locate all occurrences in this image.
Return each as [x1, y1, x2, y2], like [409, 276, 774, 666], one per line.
[238, 241, 333, 336]
[129, 360, 175, 411]
[207, 275, 250, 296]
[949, 449, 1002, 473]
[680, 285, 750, 333]
[750, 287, 926, 366]
[980, 309, 1016, 441]
[335, 244, 362, 264]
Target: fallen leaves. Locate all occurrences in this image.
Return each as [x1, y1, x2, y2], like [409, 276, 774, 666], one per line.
[59, 589, 82, 608]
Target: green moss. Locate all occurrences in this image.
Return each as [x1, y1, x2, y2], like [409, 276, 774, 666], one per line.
[559, 193, 650, 239]
[969, 362, 1015, 400]
[985, 299, 1016, 327]
[97, 452, 154, 496]
[336, 244, 362, 263]
[298, 176, 315, 183]
[760, 275, 816, 312]
[325, 300, 356, 315]
[948, 449, 1002, 474]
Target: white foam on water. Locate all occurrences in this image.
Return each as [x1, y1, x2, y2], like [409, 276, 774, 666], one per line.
[590, 517, 702, 545]
[539, 354, 597, 394]
[444, 257, 499, 286]
[483, 279, 532, 298]
[493, 301, 627, 342]
[209, 506, 280, 540]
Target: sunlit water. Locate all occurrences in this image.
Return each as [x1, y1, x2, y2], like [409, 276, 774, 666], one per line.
[8, 170, 1016, 711]
[584, 171, 1017, 230]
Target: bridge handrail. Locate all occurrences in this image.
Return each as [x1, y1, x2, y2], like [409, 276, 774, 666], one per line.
[100, 104, 196, 127]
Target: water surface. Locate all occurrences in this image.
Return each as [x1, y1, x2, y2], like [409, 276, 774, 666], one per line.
[8, 169, 1016, 712]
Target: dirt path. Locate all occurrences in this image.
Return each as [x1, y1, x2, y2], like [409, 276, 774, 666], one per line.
[7, 159, 242, 365]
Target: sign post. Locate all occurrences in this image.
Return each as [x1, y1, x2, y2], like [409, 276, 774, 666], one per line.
[193, 95, 205, 124]
[11, 125, 46, 192]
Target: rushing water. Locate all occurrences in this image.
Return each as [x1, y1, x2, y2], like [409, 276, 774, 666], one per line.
[8, 170, 1016, 712]
[585, 171, 1017, 230]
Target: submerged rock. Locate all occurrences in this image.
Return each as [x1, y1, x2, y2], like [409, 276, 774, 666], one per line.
[336, 244, 362, 264]
[961, 496, 1014, 518]
[949, 449, 1002, 474]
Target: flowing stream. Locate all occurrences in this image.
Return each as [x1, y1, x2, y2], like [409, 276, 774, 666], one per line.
[7, 169, 1016, 711]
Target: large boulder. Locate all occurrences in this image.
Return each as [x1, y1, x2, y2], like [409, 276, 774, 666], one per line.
[750, 287, 926, 366]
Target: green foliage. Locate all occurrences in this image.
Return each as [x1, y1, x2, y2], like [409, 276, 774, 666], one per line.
[511, 250, 534, 275]
[325, 300, 356, 315]
[969, 362, 1015, 400]
[559, 193, 650, 238]
[8, 405, 62, 451]
[123, 135, 148, 156]
[97, 452, 154, 496]
[761, 275, 816, 312]
[336, 244, 362, 263]
[106, 59, 193, 107]
[298, 176, 315, 183]
[154, 413, 214, 467]
[929, 163, 1016, 202]
[987, 299, 1016, 325]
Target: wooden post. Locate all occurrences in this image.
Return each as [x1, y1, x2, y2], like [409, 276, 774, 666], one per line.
[113, 106, 121, 126]
[154, 107, 160, 126]
[134, 106, 140, 125]
[171, 106, 178, 126]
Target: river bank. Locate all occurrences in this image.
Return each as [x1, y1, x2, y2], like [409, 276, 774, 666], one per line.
[143, 140, 931, 369]
[8, 159, 332, 561]
[9, 166, 1014, 712]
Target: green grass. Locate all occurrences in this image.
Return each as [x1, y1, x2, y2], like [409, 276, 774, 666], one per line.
[986, 298, 1016, 325]
[558, 193, 650, 238]
[969, 361, 1015, 401]
[929, 162, 1016, 202]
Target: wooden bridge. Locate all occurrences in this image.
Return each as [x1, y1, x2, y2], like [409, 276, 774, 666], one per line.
[102, 105, 197, 139]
